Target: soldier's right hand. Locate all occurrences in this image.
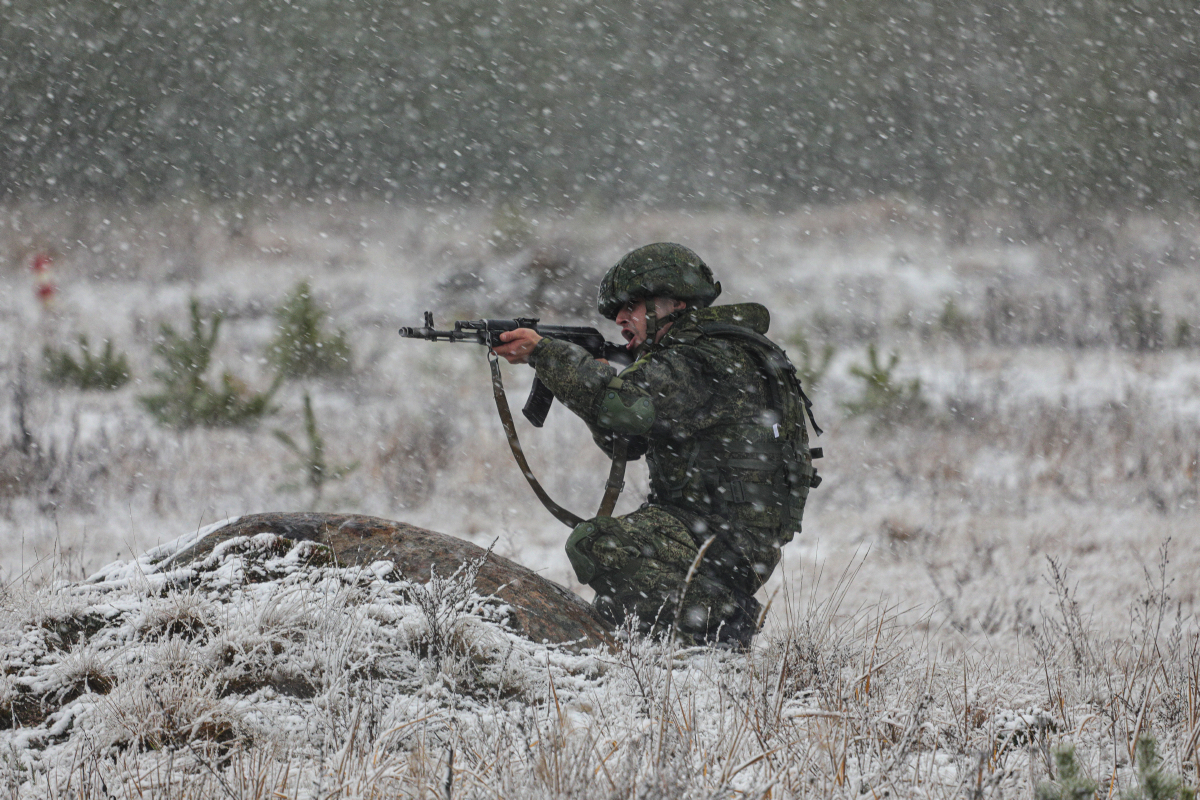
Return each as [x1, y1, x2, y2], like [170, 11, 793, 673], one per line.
[494, 328, 542, 364]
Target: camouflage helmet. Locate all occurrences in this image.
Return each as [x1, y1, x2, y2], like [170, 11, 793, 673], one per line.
[597, 243, 722, 319]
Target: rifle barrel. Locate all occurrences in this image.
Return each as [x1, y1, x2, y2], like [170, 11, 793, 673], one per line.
[399, 313, 631, 363]
[397, 326, 482, 342]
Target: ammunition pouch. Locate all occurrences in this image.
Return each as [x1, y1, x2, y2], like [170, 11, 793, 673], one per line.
[700, 435, 816, 531]
[648, 431, 818, 534]
[596, 375, 656, 435]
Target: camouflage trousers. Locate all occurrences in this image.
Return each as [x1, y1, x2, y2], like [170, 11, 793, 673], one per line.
[566, 505, 781, 648]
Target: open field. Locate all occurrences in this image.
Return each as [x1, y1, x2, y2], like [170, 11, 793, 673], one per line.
[2, 201, 1199, 796]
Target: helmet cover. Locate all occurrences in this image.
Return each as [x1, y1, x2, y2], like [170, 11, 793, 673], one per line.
[597, 242, 721, 319]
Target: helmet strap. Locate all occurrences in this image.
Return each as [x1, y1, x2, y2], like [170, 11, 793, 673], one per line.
[636, 299, 687, 358]
[635, 301, 659, 358]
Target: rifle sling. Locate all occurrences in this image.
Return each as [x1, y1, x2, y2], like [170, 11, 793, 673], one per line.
[598, 435, 628, 517]
[488, 352, 626, 528]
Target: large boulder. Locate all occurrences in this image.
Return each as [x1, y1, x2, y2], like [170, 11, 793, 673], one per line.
[154, 512, 613, 651]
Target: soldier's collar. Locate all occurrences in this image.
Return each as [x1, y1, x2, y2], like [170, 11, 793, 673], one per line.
[636, 305, 693, 357]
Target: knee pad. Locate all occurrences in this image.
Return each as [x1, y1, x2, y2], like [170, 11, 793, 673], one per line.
[565, 516, 638, 585]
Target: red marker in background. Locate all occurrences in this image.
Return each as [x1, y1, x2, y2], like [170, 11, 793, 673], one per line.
[31, 252, 56, 307]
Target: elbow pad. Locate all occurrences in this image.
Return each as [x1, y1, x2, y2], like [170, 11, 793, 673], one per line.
[595, 376, 655, 435]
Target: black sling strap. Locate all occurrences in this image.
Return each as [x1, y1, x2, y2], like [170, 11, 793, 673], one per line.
[488, 352, 627, 528]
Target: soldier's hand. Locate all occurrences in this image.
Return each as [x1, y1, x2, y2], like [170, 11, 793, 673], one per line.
[494, 328, 542, 364]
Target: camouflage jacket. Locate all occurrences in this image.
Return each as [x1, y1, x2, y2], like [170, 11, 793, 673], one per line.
[530, 303, 815, 539]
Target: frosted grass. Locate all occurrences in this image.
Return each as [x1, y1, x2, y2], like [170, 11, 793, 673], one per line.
[1, 201, 1199, 795]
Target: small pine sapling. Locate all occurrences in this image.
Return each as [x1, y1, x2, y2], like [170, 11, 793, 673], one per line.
[140, 298, 278, 429]
[787, 328, 835, 390]
[1035, 744, 1098, 800]
[842, 342, 926, 422]
[938, 297, 972, 340]
[266, 282, 352, 379]
[1174, 318, 1192, 348]
[1126, 737, 1196, 800]
[43, 335, 131, 390]
[274, 392, 358, 504]
[1117, 299, 1165, 351]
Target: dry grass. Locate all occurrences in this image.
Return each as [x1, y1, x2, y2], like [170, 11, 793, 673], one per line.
[1, 546, 1196, 798]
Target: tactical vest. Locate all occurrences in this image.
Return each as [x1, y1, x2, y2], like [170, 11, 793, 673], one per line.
[646, 321, 822, 537]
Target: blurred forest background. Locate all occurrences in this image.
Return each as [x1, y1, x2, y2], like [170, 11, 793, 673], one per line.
[2, 0, 1197, 216]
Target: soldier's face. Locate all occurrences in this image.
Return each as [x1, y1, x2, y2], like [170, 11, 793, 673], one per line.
[615, 298, 685, 349]
[614, 299, 648, 348]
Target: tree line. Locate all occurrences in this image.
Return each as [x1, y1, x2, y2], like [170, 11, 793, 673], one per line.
[1, 0, 1196, 210]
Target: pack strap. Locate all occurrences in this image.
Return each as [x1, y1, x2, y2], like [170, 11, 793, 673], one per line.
[697, 322, 824, 436]
[488, 352, 626, 528]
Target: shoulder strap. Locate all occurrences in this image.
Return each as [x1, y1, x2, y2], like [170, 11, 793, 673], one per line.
[697, 322, 823, 437]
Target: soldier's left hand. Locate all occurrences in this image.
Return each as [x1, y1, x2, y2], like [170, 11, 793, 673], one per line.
[494, 328, 543, 364]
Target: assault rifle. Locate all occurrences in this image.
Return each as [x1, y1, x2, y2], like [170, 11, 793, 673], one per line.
[399, 312, 632, 427]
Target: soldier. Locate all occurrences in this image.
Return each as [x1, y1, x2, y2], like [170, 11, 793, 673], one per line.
[494, 242, 821, 649]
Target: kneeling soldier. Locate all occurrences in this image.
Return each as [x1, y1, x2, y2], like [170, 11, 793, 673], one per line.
[494, 243, 821, 649]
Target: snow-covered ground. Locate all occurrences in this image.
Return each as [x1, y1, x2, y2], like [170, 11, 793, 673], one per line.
[2, 511, 1194, 798]
[2, 201, 1199, 796]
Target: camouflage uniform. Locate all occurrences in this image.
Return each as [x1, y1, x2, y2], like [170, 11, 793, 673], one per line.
[530, 261, 819, 648]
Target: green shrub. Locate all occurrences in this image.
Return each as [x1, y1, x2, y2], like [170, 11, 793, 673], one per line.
[43, 335, 131, 390]
[1037, 737, 1197, 800]
[140, 298, 277, 429]
[938, 297, 973, 340]
[266, 282, 352, 379]
[842, 342, 926, 422]
[1174, 318, 1192, 348]
[274, 392, 358, 503]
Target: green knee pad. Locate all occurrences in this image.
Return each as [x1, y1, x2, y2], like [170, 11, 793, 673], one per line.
[566, 521, 601, 584]
[566, 516, 639, 585]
